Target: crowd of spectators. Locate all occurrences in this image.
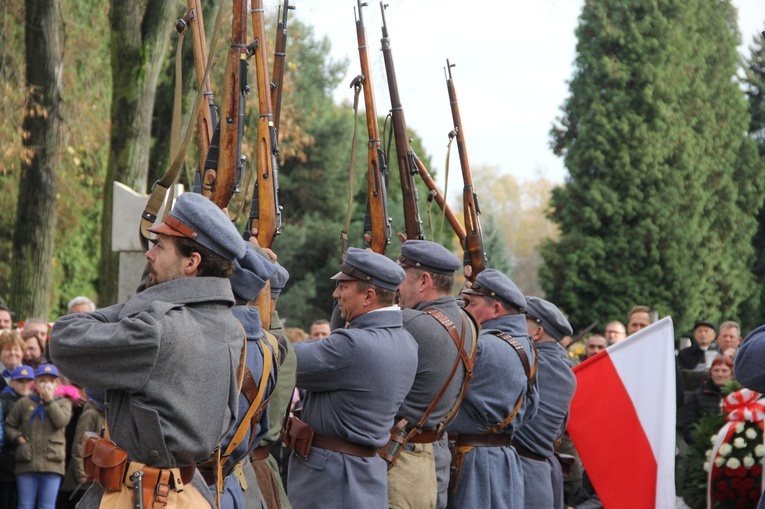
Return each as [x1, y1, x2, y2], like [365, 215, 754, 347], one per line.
[0, 297, 102, 509]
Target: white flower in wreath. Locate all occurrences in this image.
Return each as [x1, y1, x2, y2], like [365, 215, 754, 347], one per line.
[744, 455, 756, 468]
[733, 437, 747, 449]
[746, 427, 758, 440]
[711, 434, 718, 444]
[736, 422, 746, 433]
[704, 461, 711, 472]
[756, 444, 765, 458]
[726, 457, 741, 469]
[705, 449, 713, 460]
[715, 456, 726, 467]
[719, 443, 733, 456]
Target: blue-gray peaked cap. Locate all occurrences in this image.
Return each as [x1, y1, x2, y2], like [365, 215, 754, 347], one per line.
[332, 247, 406, 292]
[524, 296, 573, 342]
[461, 268, 525, 310]
[398, 240, 461, 275]
[231, 246, 278, 301]
[148, 193, 246, 262]
[270, 262, 290, 298]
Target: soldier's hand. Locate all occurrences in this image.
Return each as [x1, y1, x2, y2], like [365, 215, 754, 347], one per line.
[249, 228, 278, 263]
[396, 232, 406, 244]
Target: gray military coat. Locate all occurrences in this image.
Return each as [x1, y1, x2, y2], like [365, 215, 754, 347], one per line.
[50, 277, 243, 508]
[288, 307, 418, 509]
[513, 341, 576, 509]
[399, 296, 476, 509]
[447, 314, 538, 509]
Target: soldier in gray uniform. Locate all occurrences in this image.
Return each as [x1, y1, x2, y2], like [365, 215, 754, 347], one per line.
[202, 244, 279, 508]
[286, 248, 418, 509]
[49, 193, 246, 508]
[448, 269, 539, 509]
[514, 296, 576, 509]
[387, 240, 478, 509]
[250, 261, 296, 509]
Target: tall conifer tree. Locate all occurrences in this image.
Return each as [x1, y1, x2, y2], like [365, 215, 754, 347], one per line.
[541, 0, 762, 332]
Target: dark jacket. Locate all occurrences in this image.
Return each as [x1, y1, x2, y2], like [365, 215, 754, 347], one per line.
[678, 376, 723, 443]
[0, 388, 25, 481]
[677, 343, 708, 370]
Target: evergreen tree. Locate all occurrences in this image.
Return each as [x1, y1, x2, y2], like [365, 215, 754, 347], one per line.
[541, 0, 763, 332]
[743, 27, 765, 330]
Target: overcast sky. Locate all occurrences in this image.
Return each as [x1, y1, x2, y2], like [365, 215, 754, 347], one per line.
[281, 0, 763, 193]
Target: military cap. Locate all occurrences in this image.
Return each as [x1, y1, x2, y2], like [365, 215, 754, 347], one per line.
[461, 269, 525, 310]
[270, 262, 290, 298]
[524, 296, 573, 342]
[148, 193, 246, 262]
[398, 240, 462, 275]
[34, 363, 60, 379]
[10, 365, 34, 381]
[693, 320, 717, 333]
[331, 247, 406, 292]
[230, 245, 278, 301]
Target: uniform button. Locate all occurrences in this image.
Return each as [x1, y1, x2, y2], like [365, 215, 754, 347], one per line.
[149, 450, 159, 460]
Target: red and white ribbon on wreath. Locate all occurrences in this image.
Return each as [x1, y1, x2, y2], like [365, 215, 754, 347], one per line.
[707, 388, 765, 508]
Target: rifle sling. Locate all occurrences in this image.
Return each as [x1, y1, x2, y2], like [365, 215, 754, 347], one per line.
[339, 82, 363, 264]
[138, 3, 225, 250]
[485, 331, 538, 434]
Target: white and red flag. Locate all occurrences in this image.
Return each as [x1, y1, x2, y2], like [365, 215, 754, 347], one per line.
[568, 316, 676, 508]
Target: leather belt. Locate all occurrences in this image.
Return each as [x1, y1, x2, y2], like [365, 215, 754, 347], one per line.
[249, 444, 273, 462]
[311, 433, 378, 457]
[511, 440, 547, 461]
[408, 429, 443, 444]
[450, 432, 512, 447]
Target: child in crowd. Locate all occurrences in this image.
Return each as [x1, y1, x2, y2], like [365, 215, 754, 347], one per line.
[4, 364, 72, 509]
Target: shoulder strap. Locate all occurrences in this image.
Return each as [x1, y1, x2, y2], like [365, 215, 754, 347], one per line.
[485, 331, 538, 434]
[222, 330, 278, 460]
[406, 308, 478, 437]
[434, 309, 480, 432]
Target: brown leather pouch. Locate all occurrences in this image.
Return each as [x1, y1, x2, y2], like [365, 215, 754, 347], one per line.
[91, 438, 128, 491]
[81, 431, 99, 480]
[282, 415, 314, 459]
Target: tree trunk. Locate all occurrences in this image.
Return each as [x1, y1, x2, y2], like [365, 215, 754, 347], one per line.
[10, 0, 63, 320]
[98, 0, 177, 305]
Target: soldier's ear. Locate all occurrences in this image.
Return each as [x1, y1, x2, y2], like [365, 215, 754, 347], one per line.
[184, 251, 203, 275]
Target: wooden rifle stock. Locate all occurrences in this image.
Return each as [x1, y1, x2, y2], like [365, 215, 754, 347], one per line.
[413, 156, 467, 247]
[379, 3, 424, 241]
[354, 0, 391, 254]
[270, 0, 293, 132]
[445, 60, 487, 280]
[178, 0, 217, 170]
[247, 0, 282, 250]
[206, 0, 248, 208]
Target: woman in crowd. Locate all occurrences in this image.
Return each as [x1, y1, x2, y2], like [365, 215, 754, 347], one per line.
[678, 355, 734, 443]
[4, 364, 72, 509]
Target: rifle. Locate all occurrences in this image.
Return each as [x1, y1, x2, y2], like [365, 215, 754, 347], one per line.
[352, 0, 391, 254]
[246, 0, 282, 249]
[270, 0, 294, 133]
[176, 0, 218, 183]
[413, 157, 467, 247]
[379, 3, 424, 241]
[445, 60, 487, 280]
[205, 0, 249, 208]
